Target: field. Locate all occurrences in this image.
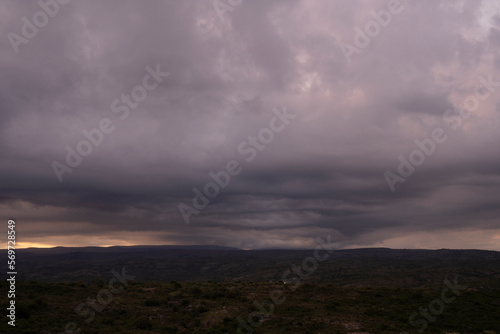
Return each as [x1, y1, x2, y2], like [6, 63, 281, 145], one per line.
[1, 247, 499, 333]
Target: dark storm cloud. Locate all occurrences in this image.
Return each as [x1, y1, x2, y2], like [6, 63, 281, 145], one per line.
[1, 0, 500, 249]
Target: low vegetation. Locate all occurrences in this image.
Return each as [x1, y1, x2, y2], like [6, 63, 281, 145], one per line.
[1, 280, 499, 333]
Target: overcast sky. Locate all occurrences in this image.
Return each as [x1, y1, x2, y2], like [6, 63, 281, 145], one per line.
[1, 0, 500, 250]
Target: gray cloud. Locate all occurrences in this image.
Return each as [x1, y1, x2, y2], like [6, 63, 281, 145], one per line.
[1, 0, 500, 250]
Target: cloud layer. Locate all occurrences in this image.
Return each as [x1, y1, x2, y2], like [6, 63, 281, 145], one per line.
[1, 0, 500, 249]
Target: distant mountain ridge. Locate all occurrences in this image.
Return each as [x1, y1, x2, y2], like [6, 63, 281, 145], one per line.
[4, 246, 500, 286]
[17, 244, 240, 255]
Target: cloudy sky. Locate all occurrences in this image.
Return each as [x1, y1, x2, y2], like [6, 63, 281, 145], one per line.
[1, 0, 500, 250]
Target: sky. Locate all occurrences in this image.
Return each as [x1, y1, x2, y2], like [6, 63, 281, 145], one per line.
[1, 0, 500, 250]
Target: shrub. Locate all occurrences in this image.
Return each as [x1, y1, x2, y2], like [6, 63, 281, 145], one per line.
[135, 318, 153, 330]
[144, 299, 161, 306]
